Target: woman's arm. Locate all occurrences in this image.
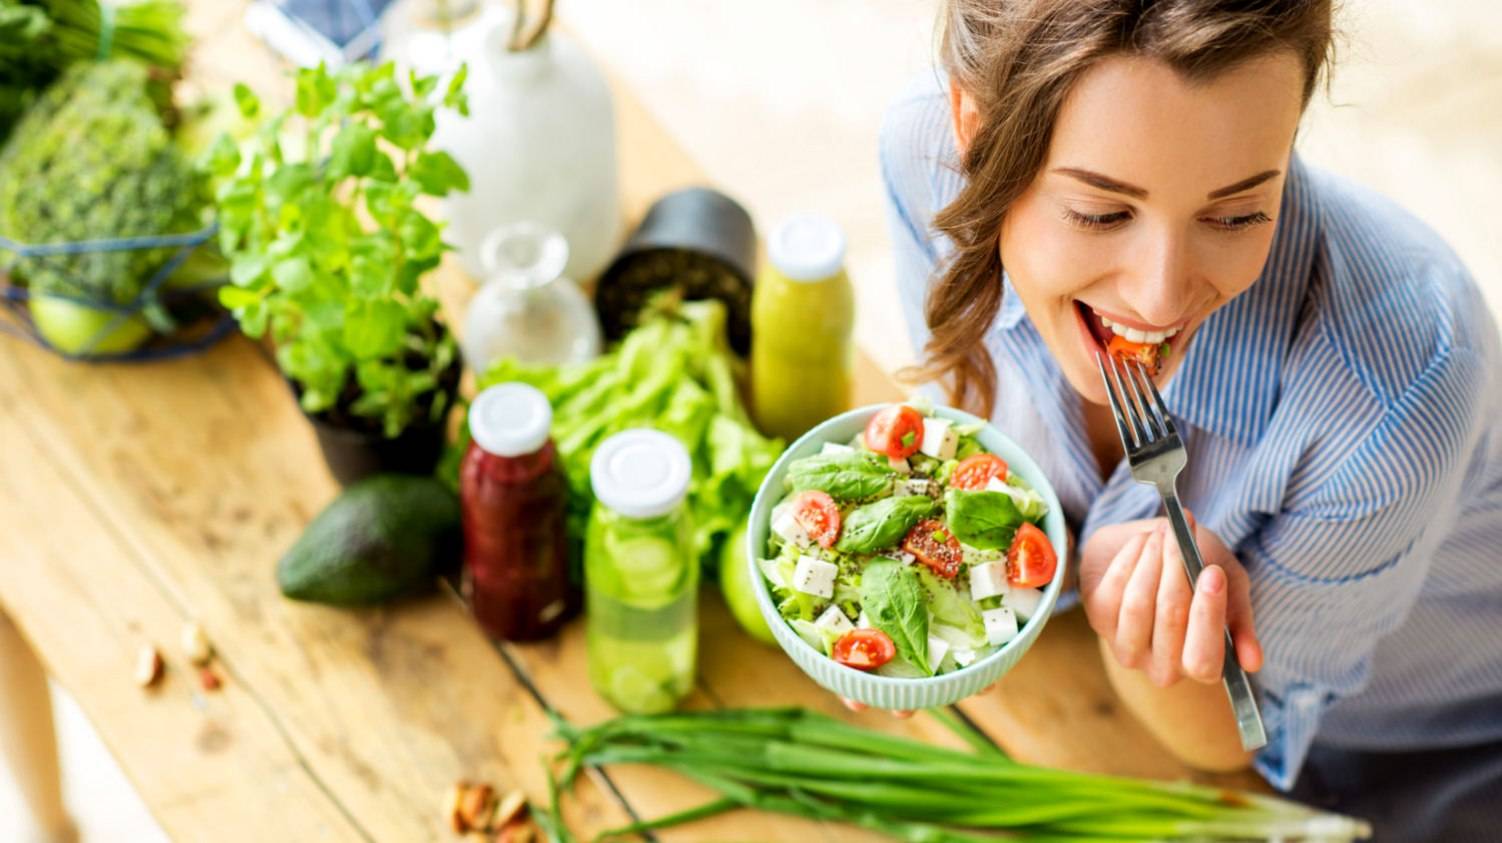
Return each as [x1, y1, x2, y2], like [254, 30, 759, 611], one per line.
[1079, 518, 1263, 772]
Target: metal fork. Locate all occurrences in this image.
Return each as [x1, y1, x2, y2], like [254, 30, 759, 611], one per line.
[1096, 353, 1267, 751]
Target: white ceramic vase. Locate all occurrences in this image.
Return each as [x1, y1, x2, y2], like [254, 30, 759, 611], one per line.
[434, 16, 622, 284]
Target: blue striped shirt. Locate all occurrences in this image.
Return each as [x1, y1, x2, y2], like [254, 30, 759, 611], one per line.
[879, 74, 1502, 790]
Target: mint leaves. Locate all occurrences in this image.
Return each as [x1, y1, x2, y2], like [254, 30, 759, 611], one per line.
[206, 62, 471, 437]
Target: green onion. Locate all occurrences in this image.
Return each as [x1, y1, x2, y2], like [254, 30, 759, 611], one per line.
[545, 707, 1372, 842]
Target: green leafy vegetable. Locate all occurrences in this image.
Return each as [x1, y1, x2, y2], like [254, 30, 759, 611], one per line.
[466, 296, 783, 569]
[944, 487, 1024, 550]
[785, 451, 895, 501]
[0, 0, 188, 142]
[991, 478, 1048, 522]
[916, 566, 984, 641]
[207, 61, 469, 438]
[835, 495, 935, 554]
[0, 60, 208, 353]
[858, 558, 930, 676]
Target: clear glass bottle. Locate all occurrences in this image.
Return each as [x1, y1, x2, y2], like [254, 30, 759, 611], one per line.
[461, 222, 602, 373]
[750, 213, 855, 441]
[460, 383, 577, 641]
[585, 430, 697, 714]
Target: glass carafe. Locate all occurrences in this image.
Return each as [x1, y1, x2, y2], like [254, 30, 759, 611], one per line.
[461, 222, 602, 372]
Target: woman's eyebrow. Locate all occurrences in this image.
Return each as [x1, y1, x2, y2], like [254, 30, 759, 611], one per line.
[1206, 169, 1281, 199]
[1051, 167, 1282, 200]
[1053, 168, 1148, 199]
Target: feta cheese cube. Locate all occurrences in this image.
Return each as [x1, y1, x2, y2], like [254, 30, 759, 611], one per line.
[982, 607, 1019, 646]
[919, 418, 958, 460]
[896, 551, 917, 567]
[984, 476, 1009, 493]
[969, 561, 1011, 602]
[857, 611, 873, 629]
[791, 555, 837, 599]
[771, 502, 811, 548]
[926, 634, 951, 673]
[821, 442, 855, 457]
[952, 648, 978, 668]
[814, 605, 854, 637]
[899, 478, 931, 497]
[1007, 587, 1044, 621]
[888, 456, 912, 474]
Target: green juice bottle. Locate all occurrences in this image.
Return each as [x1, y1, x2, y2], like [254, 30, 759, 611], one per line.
[750, 212, 856, 441]
[585, 429, 697, 714]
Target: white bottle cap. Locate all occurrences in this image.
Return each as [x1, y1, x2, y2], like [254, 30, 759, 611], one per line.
[590, 429, 692, 519]
[468, 383, 553, 457]
[767, 212, 846, 282]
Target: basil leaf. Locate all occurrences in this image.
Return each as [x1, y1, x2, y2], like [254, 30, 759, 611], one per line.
[944, 488, 1024, 550]
[786, 452, 896, 501]
[836, 495, 935, 554]
[859, 558, 931, 676]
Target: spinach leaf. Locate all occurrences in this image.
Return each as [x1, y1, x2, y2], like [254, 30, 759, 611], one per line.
[860, 558, 931, 676]
[786, 451, 896, 501]
[836, 495, 936, 553]
[944, 488, 1024, 550]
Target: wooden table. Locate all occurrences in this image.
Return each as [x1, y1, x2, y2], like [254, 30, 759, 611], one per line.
[0, 4, 1265, 841]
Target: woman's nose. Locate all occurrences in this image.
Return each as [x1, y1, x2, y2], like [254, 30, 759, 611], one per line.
[1121, 230, 1199, 326]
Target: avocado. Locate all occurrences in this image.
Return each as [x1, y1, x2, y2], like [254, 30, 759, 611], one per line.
[278, 474, 460, 606]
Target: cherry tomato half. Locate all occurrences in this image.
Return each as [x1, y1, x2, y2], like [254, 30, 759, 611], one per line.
[832, 628, 896, 671]
[901, 518, 964, 580]
[790, 490, 841, 549]
[1108, 334, 1162, 375]
[863, 404, 925, 460]
[950, 453, 1009, 491]
[1006, 522, 1057, 588]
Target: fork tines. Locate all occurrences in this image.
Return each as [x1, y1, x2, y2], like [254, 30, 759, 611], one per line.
[1095, 353, 1177, 449]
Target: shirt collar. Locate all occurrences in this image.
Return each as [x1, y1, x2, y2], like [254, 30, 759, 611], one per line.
[994, 155, 1321, 448]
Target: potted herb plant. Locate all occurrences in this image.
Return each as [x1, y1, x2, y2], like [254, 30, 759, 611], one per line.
[203, 62, 471, 485]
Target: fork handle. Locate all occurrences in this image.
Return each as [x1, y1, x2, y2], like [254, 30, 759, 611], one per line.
[1161, 495, 1268, 752]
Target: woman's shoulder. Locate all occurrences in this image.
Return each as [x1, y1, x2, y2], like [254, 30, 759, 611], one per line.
[878, 72, 964, 250]
[1299, 162, 1500, 410]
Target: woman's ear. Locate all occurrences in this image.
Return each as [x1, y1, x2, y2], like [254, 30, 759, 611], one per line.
[949, 80, 982, 156]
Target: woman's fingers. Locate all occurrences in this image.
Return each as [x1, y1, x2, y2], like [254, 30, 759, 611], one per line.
[1150, 528, 1193, 687]
[1113, 526, 1164, 669]
[1224, 564, 1264, 673]
[841, 698, 867, 713]
[1181, 565, 1229, 683]
[1084, 530, 1150, 640]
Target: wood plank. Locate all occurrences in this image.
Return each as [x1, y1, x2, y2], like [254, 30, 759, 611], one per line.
[0, 336, 636, 841]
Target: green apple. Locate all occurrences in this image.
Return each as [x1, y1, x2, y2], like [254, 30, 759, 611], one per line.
[719, 522, 777, 646]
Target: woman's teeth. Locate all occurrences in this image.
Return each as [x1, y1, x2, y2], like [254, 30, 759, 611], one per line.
[1097, 314, 1180, 344]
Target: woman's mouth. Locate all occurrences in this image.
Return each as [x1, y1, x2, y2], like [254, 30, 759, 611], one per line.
[1073, 300, 1188, 359]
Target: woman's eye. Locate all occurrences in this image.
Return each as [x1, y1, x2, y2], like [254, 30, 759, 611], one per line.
[1203, 211, 1273, 231]
[1063, 209, 1132, 231]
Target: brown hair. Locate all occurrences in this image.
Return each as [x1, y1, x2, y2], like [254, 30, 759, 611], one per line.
[913, 0, 1334, 416]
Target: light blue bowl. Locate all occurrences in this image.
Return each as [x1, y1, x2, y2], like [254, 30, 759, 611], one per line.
[746, 403, 1069, 710]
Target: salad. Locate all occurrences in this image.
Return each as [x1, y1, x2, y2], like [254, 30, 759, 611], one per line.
[758, 403, 1058, 677]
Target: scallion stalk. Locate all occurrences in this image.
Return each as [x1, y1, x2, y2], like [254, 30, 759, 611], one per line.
[547, 707, 1373, 842]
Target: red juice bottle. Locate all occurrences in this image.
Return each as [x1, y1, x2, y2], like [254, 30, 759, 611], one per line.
[460, 383, 577, 641]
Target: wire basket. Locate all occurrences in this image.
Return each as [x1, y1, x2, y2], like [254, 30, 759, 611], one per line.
[0, 223, 236, 363]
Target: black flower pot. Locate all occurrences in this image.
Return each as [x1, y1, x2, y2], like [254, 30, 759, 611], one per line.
[294, 352, 463, 487]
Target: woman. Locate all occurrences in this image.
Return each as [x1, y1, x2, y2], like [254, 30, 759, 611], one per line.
[879, 1, 1502, 838]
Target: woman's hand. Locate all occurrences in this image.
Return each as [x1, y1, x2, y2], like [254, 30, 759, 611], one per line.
[1079, 514, 1262, 687]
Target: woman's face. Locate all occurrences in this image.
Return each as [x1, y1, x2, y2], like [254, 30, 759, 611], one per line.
[968, 53, 1307, 405]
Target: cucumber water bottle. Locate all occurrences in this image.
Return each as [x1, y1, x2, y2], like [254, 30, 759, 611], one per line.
[586, 430, 697, 713]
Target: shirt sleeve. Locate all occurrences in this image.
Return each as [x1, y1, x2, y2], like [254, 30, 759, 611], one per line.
[877, 81, 950, 361]
[1245, 346, 1486, 790]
